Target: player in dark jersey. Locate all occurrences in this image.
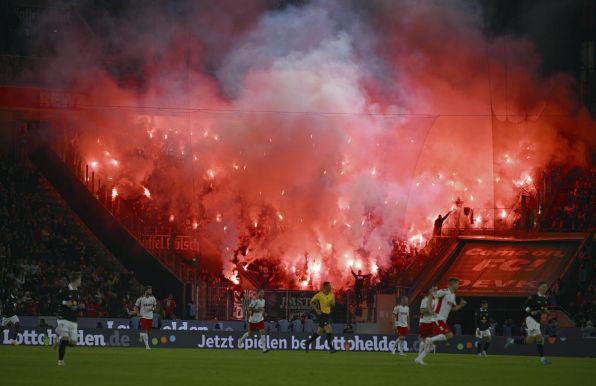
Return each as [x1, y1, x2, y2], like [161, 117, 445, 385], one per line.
[1, 280, 21, 345]
[505, 282, 551, 365]
[475, 300, 491, 357]
[55, 272, 84, 366]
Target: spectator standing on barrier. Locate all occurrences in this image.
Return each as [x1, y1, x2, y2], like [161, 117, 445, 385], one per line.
[267, 320, 277, 333]
[581, 320, 594, 338]
[304, 314, 315, 333]
[546, 318, 558, 338]
[351, 269, 371, 304]
[164, 293, 177, 320]
[278, 318, 289, 332]
[367, 290, 376, 322]
[187, 300, 196, 320]
[433, 211, 451, 237]
[291, 315, 303, 333]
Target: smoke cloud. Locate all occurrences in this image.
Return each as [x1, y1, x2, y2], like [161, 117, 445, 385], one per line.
[27, 0, 594, 288]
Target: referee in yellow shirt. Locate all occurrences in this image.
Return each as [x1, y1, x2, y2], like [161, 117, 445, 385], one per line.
[305, 281, 337, 353]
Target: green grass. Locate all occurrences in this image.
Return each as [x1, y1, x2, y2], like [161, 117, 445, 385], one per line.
[0, 346, 594, 386]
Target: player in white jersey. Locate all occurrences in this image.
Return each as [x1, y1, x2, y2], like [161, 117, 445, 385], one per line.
[414, 286, 437, 365]
[238, 290, 269, 353]
[391, 296, 410, 356]
[135, 286, 157, 350]
[415, 278, 466, 365]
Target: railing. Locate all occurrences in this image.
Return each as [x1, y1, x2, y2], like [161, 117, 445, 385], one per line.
[54, 148, 200, 284]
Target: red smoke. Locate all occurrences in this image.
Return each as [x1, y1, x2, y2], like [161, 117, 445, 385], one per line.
[40, 0, 594, 289]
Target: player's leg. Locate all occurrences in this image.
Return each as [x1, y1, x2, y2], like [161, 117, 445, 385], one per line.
[483, 333, 491, 356]
[238, 325, 251, 348]
[391, 328, 399, 354]
[305, 327, 323, 352]
[535, 334, 550, 365]
[56, 320, 67, 365]
[139, 319, 151, 349]
[4, 316, 19, 345]
[324, 324, 337, 353]
[418, 337, 425, 355]
[398, 336, 406, 355]
[142, 327, 150, 349]
[258, 328, 269, 353]
[68, 322, 78, 347]
[415, 338, 430, 365]
[415, 325, 431, 364]
[11, 320, 20, 345]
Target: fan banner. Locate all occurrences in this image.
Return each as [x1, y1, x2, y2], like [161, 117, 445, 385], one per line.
[438, 240, 579, 296]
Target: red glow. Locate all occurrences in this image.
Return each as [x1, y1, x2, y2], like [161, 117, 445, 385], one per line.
[44, 0, 592, 289]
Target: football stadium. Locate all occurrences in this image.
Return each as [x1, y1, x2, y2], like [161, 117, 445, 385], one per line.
[0, 1, 594, 385]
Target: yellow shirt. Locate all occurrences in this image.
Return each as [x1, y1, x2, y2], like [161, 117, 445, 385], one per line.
[312, 291, 335, 314]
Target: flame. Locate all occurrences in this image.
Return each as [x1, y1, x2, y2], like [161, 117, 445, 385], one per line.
[371, 262, 379, 274]
[409, 233, 425, 247]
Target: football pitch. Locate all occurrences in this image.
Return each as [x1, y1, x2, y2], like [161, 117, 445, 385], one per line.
[1, 346, 594, 386]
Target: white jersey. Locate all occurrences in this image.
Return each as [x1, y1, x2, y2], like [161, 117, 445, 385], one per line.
[393, 305, 409, 327]
[248, 299, 265, 323]
[135, 295, 157, 320]
[434, 289, 457, 321]
[419, 296, 436, 323]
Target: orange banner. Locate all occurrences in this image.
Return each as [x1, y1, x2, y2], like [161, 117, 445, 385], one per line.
[438, 241, 578, 296]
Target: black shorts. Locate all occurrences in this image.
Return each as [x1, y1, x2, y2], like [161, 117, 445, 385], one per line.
[318, 313, 332, 328]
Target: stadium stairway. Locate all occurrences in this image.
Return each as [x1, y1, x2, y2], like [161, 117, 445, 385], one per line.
[29, 146, 184, 304]
[407, 237, 461, 305]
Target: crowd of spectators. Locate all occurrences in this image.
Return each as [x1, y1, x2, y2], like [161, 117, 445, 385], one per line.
[565, 236, 596, 337]
[0, 157, 143, 318]
[545, 168, 596, 232]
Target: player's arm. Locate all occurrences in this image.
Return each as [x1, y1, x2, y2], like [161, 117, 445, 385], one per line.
[453, 298, 467, 311]
[330, 293, 336, 308]
[524, 296, 537, 315]
[57, 289, 71, 307]
[392, 308, 397, 323]
[310, 295, 321, 315]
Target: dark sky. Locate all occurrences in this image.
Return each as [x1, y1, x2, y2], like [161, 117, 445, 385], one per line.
[0, 0, 592, 80]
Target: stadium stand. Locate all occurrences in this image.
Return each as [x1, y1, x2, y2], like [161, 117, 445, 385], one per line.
[0, 155, 142, 317]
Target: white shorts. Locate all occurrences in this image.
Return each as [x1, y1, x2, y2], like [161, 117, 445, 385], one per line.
[56, 319, 78, 342]
[525, 316, 542, 337]
[1, 315, 20, 326]
[477, 328, 491, 338]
